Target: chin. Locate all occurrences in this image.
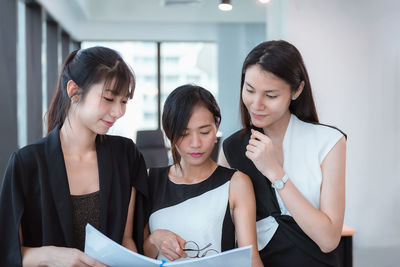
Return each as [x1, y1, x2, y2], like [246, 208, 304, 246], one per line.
[184, 156, 208, 166]
[251, 120, 268, 129]
[94, 126, 109, 135]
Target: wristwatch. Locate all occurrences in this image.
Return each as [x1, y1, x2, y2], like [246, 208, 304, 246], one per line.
[271, 173, 289, 190]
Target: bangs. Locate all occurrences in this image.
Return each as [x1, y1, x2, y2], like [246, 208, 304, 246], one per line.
[101, 60, 135, 98]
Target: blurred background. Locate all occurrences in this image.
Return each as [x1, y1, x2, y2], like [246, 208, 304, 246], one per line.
[0, 0, 399, 266]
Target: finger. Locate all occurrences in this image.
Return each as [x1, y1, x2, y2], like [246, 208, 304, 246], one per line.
[246, 144, 259, 154]
[250, 129, 270, 142]
[176, 235, 186, 248]
[248, 139, 264, 147]
[79, 253, 107, 267]
[245, 150, 255, 160]
[161, 239, 182, 260]
[175, 236, 188, 258]
[163, 248, 182, 261]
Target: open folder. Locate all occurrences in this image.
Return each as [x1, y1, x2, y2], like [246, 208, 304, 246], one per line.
[84, 224, 252, 267]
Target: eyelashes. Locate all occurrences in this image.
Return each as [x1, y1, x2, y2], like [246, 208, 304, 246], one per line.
[103, 97, 128, 104]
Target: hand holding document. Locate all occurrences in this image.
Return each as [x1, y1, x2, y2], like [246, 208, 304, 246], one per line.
[84, 224, 252, 267]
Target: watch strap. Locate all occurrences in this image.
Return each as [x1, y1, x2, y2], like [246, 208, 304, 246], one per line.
[272, 173, 289, 190]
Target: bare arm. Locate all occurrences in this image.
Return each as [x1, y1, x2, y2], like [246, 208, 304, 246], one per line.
[143, 223, 159, 259]
[247, 130, 346, 252]
[230, 171, 263, 267]
[122, 188, 138, 252]
[277, 137, 346, 252]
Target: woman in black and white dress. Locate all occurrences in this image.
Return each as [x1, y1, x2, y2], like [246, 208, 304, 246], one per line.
[143, 84, 263, 267]
[219, 40, 346, 266]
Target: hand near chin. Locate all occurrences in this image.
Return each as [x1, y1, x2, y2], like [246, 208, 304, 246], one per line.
[150, 229, 188, 261]
[245, 129, 283, 181]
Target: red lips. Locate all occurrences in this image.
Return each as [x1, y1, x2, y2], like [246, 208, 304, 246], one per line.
[102, 120, 114, 127]
[251, 112, 267, 120]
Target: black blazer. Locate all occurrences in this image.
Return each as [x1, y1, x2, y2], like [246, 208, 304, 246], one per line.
[0, 126, 149, 266]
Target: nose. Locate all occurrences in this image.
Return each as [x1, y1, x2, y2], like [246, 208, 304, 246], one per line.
[110, 102, 125, 119]
[190, 133, 201, 148]
[252, 93, 264, 110]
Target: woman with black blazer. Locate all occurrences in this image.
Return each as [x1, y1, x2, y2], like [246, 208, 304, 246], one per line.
[0, 47, 148, 266]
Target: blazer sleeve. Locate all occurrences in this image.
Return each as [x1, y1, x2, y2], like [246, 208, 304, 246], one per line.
[129, 141, 149, 254]
[0, 152, 25, 267]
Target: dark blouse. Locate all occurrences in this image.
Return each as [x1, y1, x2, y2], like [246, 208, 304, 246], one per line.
[71, 191, 101, 251]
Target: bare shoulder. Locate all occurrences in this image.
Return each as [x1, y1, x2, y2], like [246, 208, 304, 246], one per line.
[324, 136, 346, 163]
[337, 136, 347, 147]
[230, 170, 253, 189]
[229, 170, 255, 210]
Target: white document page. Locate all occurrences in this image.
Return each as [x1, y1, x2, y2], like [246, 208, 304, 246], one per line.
[84, 224, 252, 267]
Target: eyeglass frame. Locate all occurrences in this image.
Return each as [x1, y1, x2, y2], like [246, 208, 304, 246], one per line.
[183, 240, 219, 258]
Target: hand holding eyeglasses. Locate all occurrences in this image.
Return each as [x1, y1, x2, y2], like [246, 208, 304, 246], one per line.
[149, 229, 188, 261]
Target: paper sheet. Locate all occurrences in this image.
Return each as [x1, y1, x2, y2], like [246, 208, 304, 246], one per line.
[84, 224, 252, 267]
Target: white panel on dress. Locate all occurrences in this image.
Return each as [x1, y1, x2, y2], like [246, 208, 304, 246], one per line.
[149, 181, 231, 262]
[256, 114, 344, 248]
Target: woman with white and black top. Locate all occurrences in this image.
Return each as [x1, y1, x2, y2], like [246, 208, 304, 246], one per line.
[219, 40, 346, 266]
[143, 84, 263, 267]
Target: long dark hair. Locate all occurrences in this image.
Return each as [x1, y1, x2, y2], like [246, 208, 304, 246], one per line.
[240, 40, 318, 130]
[162, 84, 221, 167]
[46, 46, 135, 134]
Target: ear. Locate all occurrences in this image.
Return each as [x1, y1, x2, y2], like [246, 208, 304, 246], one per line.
[292, 80, 305, 100]
[66, 80, 80, 102]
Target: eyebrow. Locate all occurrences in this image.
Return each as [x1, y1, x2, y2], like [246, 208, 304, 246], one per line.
[185, 124, 213, 130]
[104, 89, 129, 98]
[199, 124, 213, 129]
[104, 89, 116, 94]
[245, 81, 278, 93]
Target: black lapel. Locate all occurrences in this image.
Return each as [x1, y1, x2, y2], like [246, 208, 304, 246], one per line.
[96, 135, 113, 233]
[45, 126, 73, 246]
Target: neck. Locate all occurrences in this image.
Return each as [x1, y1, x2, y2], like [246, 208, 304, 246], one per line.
[262, 111, 291, 144]
[173, 158, 217, 184]
[60, 113, 97, 155]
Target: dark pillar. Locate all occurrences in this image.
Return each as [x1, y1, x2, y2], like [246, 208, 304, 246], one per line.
[25, 2, 43, 144]
[61, 30, 70, 64]
[46, 19, 58, 107]
[0, 0, 18, 184]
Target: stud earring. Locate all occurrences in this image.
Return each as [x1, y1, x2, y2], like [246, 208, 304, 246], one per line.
[292, 96, 297, 100]
[70, 95, 78, 104]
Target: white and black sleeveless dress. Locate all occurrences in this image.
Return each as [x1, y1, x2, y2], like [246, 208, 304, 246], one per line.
[223, 114, 346, 267]
[148, 166, 236, 262]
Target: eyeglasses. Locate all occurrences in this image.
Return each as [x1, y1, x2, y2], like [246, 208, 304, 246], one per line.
[183, 241, 219, 258]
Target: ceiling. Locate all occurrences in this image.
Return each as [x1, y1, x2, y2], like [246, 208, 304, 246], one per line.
[71, 0, 267, 23]
[38, 0, 267, 41]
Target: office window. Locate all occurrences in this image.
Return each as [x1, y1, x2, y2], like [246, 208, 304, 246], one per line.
[81, 41, 217, 141]
[161, 42, 218, 113]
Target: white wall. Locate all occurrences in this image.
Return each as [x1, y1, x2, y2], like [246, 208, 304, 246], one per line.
[265, 0, 400, 255]
[217, 23, 266, 138]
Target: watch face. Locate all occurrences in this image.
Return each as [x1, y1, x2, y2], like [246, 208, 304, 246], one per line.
[274, 180, 284, 190]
